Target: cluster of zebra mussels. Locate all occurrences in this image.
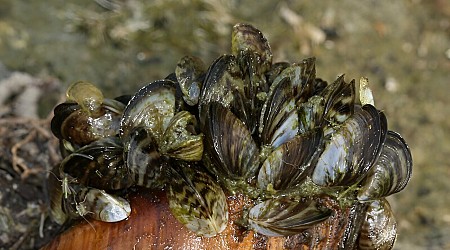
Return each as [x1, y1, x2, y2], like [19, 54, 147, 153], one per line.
[49, 23, 412, 249]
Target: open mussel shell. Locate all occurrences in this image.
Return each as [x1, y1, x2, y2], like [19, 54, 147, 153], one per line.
[259, 59, 315, 147]
[175, 55, 205, 106]
[358, 131, 413, 201]
[159, 111, 203, 161]
[257, 129, 323, 192]
[120, 79, 177, 141]
[59, 137, 132, 190]
[248, 197, 331, 237]
[358, 198, 397, 250]
[312, 104, 387, 187]
[167, 162, 228, 237]
[203, 102, 260, 181]
[124, 127, 166, 189]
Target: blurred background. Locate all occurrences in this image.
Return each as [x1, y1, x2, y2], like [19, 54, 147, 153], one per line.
[0, 0, 449, 249]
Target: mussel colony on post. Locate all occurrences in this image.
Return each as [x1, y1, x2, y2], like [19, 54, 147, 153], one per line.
[48, 23, 412, 249]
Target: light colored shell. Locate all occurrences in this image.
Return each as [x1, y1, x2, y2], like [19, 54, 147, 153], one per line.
[167, 164, 228, 237]
[66, 81, 104, 115]
[75, 188, 131, 222]
[160, 111, 203, 161]
[120, 80, 176, 141]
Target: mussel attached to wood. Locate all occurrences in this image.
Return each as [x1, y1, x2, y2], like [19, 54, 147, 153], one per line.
[46, 23, 413, 250]
[248, 197, 331, 237]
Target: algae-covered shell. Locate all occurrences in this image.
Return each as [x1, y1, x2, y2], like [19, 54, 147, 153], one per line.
[175, 55, 206, 106]
[167, 162, 228, 237]
[159, 111, 203, 162]
[120, 79, 177, 141]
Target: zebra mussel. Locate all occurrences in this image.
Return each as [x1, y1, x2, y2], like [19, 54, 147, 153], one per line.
[48, 23, 412, 249]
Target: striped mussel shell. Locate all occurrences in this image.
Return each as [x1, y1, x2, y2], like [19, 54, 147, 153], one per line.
[120, 79, 203, 188]
[357, 131, 413, 201]
[175, 55, 206, 106]
[59, 137, 133, 190]
[357, 199, 397, 250]
[48, 164, 131, 224]
[248, 197, 331, 237]
[48, 23, 413, 247]
[166, 161, 228, 237]
[311, 104, 388, 187]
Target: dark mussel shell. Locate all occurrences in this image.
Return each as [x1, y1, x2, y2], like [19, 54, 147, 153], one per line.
[51, 100, 124, 148]
[358, 131, 413, 201]
[175, 55, 206, 106]
[231, 23, 272, 73]
[231, 23, 273, 133]
[312, 105, 387, 187]
[198, 54, 244, 130]
[319, 75, 355, 126]
[248, 197, 331, 237]
[357, 198, 397, 250]
[124, 127, 166, 189]
[203, 102, 260, 181]
[259, 59, 315, 148]
[59, 137, 132, 190]
[257, 129, 323, 192]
